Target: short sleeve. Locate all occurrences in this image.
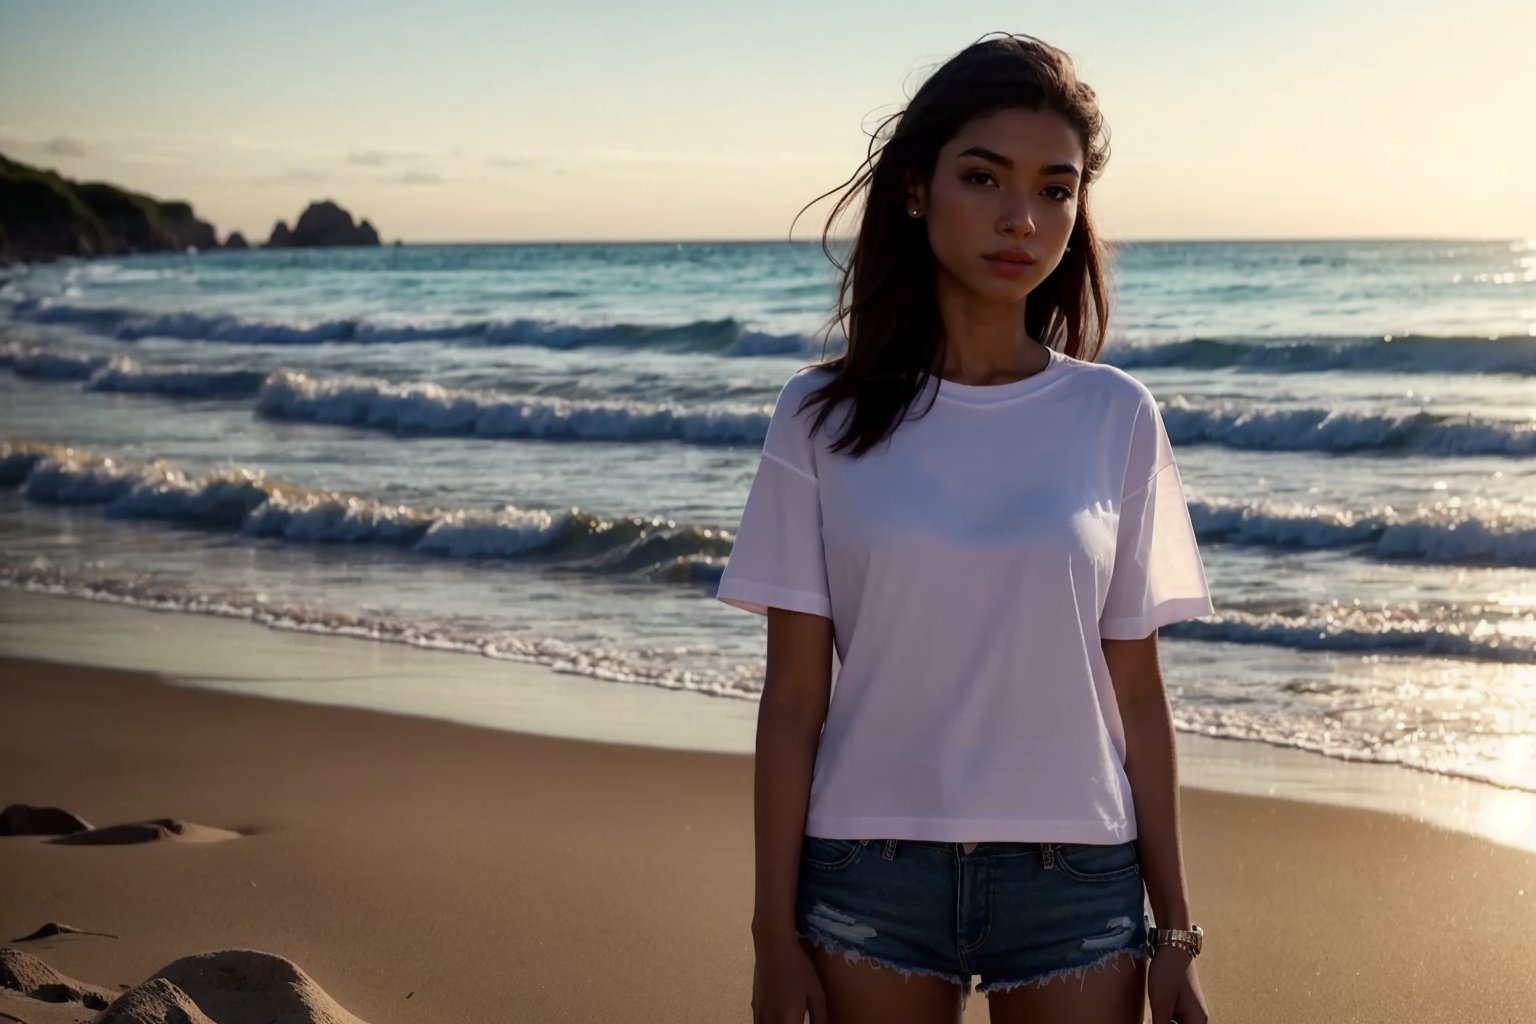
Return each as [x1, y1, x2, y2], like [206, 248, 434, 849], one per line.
[715, 371, 833, 619]
[1098, 397, 1214, 640]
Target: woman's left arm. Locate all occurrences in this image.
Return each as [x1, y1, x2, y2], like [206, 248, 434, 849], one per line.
[1103, 631, 1191, 930]
[1103, 631, 1211, 1024]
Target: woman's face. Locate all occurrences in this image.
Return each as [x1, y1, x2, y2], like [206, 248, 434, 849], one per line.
[909, 106, 1083, 305]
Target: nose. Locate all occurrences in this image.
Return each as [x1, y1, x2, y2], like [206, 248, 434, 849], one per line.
[999, 198, 1035, 237]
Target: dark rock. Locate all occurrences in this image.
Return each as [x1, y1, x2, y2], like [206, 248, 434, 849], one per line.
[44, 817, 243, 845]
[48, 818, 185, 845]
[0, 151, 386, 264]
[156, 199, 218, 252]
[265, 200, 382, 248]
[0, 152, 219, 265]
[75, 185, 216, 254]
[11, 921, 121, 942]
[0, 802, 92, 835]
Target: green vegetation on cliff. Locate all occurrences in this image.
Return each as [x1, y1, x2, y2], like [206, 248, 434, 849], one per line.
[0, 151, 216, 265]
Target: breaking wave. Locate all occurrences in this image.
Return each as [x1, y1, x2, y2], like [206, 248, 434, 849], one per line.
[6, 298, 831, 356]
[0, 440, 734, 579]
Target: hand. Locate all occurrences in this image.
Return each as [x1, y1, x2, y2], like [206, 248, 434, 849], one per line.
[752, 935, 828, 1024]
[1147, 947, 1209, 1024]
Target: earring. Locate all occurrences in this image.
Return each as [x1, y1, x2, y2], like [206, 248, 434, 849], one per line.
[908, 208, 921, 218]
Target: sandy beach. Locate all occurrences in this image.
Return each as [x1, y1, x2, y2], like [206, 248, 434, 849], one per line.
[2, 598, 1535, 1022]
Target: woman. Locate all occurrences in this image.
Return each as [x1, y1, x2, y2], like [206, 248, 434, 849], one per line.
[717, 32, 1213, 1024]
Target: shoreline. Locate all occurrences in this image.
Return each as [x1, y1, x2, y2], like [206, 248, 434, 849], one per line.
[3, 586, 1533, 854]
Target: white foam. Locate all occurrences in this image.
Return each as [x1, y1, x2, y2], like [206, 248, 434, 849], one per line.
[255, 369, 772, 444]
[0, 558, 761, 700]
[1168, 605, 1536, 664]
[1107, 335, 1536, 375]
[86, 356, 266, 398]
[241, 489, 436, 545]
[9, 299, 828, 356]
[117, 310, 358, 344]
[1190, 494, 1536, 567]
[411, 506, 567, 558]
[20, 452, 154, 504]
[0, 340, 108, 379]
[1162, 395, 1536, 455]
[0, 440, 732, 568]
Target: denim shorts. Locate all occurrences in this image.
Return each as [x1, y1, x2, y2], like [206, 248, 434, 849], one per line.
[794, 835, 1152, 1011]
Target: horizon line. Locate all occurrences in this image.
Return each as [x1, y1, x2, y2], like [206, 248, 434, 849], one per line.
[237, 234, 1529, 247]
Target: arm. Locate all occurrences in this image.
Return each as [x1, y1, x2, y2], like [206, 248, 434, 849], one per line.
[750, 606, 836, 947]
[1102, 631, 1192, 932]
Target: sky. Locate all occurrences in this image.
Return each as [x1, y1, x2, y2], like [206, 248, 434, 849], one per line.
[1, 0, 1532, 244]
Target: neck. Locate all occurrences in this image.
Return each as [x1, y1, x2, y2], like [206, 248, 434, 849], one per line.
[932, 270, 1045, 384]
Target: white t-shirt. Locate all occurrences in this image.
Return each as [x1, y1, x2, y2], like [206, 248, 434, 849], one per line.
[715, 343, 1214, 844]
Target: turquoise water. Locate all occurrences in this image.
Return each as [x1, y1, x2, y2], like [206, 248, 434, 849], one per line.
[1, 238, 1533, 792]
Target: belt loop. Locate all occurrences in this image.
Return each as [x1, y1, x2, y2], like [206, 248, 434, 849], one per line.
[882, 838, 898, 861]
[1041, 842, 1056, 869]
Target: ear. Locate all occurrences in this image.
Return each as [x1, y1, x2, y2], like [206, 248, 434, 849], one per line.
[903, 173, 928, 217]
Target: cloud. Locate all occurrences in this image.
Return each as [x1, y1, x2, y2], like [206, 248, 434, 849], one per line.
[221, 135, 299, 155]
[0, 128, 87, 160]
[252, 168, 331, 186]
[1114, 156, 1247, 169]
[348, 149, 424, 166]
[118, 146, 195, 167]
[490, 147, 846, 169]
[382, 170, 442, 185]
[43, 137, 88, 158]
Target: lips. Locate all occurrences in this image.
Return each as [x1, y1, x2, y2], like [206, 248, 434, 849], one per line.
[984, 251, 1035, 265]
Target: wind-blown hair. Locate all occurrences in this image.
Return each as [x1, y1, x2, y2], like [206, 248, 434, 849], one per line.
[791, 32, 1114, 457]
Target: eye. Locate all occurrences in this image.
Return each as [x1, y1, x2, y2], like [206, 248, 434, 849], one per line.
[1044, 185, 1075, 202]
[962, 169, 997, 187]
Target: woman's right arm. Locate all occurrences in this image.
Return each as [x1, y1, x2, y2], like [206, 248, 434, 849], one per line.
[750, 606, 835, 946]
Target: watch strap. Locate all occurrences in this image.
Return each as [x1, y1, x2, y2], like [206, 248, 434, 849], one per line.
[1150, 924, 1203, 956]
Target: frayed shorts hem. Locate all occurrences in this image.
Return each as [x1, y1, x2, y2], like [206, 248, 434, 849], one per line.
[974, 946, 1150, 996]
[796, 928, 976, 1010]
[796, 929, 1150, 1012]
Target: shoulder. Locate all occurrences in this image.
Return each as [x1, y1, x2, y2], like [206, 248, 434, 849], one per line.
[1055, 351, 1179, 478]
[1054, 349, 1157, 413]
[762, 363, 839, 456]
[1054, 348, 1154, 402]
[771, 363, 838, 417]
[782, 362, 837, 394]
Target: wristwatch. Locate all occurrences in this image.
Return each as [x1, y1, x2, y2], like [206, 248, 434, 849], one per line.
[1149, 924, 1203, 957]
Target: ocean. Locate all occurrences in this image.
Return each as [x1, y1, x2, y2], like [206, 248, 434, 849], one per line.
[1, 238, 1532, 795]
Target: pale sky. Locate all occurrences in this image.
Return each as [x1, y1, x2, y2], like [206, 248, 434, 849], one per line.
[2, 0, 1532, 243]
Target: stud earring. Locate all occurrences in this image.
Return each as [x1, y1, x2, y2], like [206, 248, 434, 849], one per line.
[909, 208, 921, 218]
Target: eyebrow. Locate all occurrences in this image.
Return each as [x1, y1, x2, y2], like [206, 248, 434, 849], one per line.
[957, 145, 1080, 178]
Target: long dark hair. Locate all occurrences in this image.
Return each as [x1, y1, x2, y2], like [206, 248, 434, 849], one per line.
[791, 32, 1114, 458]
